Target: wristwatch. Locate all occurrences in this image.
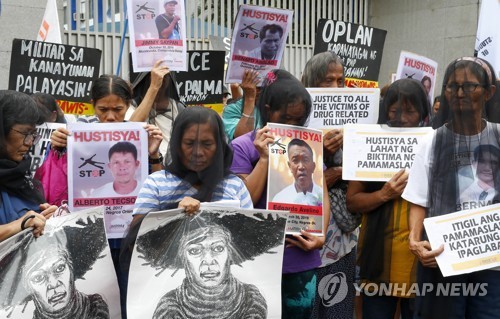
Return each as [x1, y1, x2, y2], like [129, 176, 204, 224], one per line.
[148, 152, 164, 165]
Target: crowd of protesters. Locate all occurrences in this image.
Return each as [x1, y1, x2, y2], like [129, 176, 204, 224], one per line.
[1, 32, 499, 318]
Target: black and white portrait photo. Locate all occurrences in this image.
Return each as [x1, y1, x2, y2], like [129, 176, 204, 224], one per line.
[127, 208, 288, 318]
[0, 207, 121, 319]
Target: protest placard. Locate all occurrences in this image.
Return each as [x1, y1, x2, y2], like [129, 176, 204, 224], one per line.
[0, 207, 121, 319]
[475, 0, 500, 78]
[307, 88, 380, 131]
[342, 124, 433, 181]
[8, 39, 101, 116]
[209, 35, 232, 67]
[28, 122, 65, 175]
[266, 123, 324, 235]
[127, 0, 187, 72]
[175, 50, 225, 114]
[67, 122, 148, 238]
[226, 4, 293, 85]
[314, 19, 386, 88]
[396, 51, 438, 107]
[424, 204, 500, 277]
[127, 207, 287, 319]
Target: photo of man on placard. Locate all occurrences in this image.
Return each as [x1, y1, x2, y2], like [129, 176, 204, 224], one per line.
[272, 139, 322, 205]
[92, 141, 141, 197]
[247, 24, 283, 60]
[155, 0, 181, 40]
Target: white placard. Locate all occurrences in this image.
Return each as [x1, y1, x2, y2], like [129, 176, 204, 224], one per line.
[342, 124, 433, 181]
[424, 204, 500, 277]
[307, 88, 380, 131]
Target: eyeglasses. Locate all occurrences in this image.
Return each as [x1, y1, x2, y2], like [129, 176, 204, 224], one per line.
[444, 82, 483, 93]
[10, 129, 41, 145]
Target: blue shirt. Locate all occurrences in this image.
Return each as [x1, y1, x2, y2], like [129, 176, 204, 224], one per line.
[0, 192, 40, 224]
[133, 171, 253, 215]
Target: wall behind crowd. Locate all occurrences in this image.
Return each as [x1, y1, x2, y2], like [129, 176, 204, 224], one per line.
[0, 0, 481, 90]
[371, 0, 480, 93]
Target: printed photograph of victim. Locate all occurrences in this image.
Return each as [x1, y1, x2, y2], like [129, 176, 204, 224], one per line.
[92, 141, 141, 197]
[272, 139, 323, 206]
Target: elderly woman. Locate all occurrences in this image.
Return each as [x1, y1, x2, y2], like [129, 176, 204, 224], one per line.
[230, 69, 330, 318]
[302, 51, 359, 319]
[347, 79, 429, 319]
[403, 57, 500, 319]
[0, 90, 56, 241]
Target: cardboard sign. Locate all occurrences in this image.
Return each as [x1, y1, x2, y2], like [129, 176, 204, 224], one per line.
[424, 204, 500, 277]
[0, 207, 121, 319]
[127, 0, 188, 72]
[307, 88, 380, 131]
[8, 38, 101, 115]
[127, 207, 287, 318]
[67, 122, 148, 238]
[342, 124, 433, 181]
[267, 123, 324, 235]
[175, 50, 225, 114]
[314, 19, 387, 88]
[396, 51, 438, 107]
[226, 4, 293, 85]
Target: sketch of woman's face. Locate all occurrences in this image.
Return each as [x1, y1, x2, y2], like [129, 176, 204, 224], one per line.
[184, 234, 230, 288]
[27, 255, 74, 312]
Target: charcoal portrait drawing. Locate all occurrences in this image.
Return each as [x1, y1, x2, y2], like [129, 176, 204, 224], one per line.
[131, 208, 288, 319]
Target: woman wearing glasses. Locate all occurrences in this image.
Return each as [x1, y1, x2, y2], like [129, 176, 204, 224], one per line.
[0, 91, 57, 242]
[346, 78, 429, 319]
[403, 57, 500, 319]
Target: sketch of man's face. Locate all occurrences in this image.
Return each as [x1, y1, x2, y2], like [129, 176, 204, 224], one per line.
[27, 254, 74, 312]
[184, 232, 230, 288]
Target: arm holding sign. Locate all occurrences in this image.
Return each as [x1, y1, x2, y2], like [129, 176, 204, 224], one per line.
[232, 127, 274, 205]
[129, 61, 170, 123]
[408, 203, 444, 268]
[233, 70, 259, 139]
[50, 126, 70, 150]
[323, 129, 344, 187]
[346, 169, 408, 213]
[178, 196, 200, 215]
[0, 212, 46, 242]
[223, 70, 260, 141]
[145, 124, 164, 172]
[285, 179, 329, 251]
[230, 83, 242, 101]
[323, 129, 343, 155]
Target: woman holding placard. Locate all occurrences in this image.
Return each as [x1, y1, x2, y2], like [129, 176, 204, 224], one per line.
[403, 57, 500, 319]
[347, 78, 429, 319]
[231, 69, 330, 319]
[302, 51, 359, 319]
[0, 91, 57, 241]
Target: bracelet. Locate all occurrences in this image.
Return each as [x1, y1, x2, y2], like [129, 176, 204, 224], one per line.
[21, 215, 37, 230]
[149, 152, 164, 165]
[241, 112, 254, 118]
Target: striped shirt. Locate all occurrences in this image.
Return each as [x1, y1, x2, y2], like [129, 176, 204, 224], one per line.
[133, 171, 253, 215]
